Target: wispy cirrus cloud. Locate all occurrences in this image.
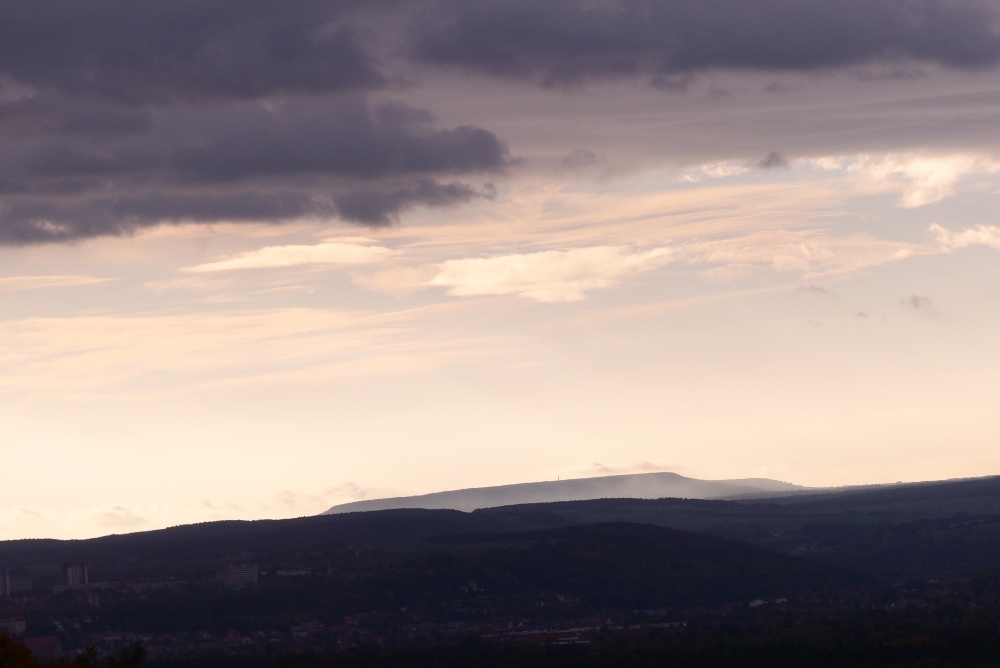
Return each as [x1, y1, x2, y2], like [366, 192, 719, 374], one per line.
[0, 304, 515, 402]
[428, 245, 672, 302]
[0, 275, 115, 291]
[852, 153, 1000, 207]
[186, 240, 394, 272]
[680, 230, 925, 281]
[0, 308, 378, 399]
[929, 223, 1000, 250]
[806, 153, 1000, 207]
[350, 223, 932, 301]
[351, 265, 439, 298]
[680, 152, 787, 182]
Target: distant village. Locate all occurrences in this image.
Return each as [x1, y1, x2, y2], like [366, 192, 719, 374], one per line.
[0, 556, 698, 662]
[1, 559, 268, 660]
[0, 555, 971, 664]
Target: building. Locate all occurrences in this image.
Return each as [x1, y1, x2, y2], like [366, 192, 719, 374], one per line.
[62, 562, 89, 586]
[74, 589, 100, 608]
[219, 564, 258, 591]
[0, 617, 26, 636]
[23, 636, 60, 660]
[0, 568, 33, 596]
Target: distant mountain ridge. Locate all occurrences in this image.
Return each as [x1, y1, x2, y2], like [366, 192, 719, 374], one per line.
[0, 474, 996, 582]
[323, 471, 813, 514]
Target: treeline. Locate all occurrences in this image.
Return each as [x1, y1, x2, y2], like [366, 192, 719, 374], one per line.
[52, 524, 861, 635]
[149, 607, 1000, 668]
[0, 635, 145, 668]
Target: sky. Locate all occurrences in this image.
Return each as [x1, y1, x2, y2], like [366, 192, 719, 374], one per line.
[3, 0, 1000, 539]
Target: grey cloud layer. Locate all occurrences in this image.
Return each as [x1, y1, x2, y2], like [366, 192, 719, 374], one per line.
[2, 0, 1000, 243]
[4, 100, 503, 186]
[0, 98, 505, 243]
[411, 0, 1000, 85]
[0, 1, 384, 103]
[0, 1, 508, 243]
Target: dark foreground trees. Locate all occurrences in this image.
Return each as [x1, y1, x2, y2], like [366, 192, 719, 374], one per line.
[0, 635, 144, 668]
[137, 608, 1000, 668]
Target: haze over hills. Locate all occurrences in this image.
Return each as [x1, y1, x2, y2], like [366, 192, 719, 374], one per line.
[1, 475, 998, 664]
[1, 475, 996, 579]
[323, 471, 814, 514]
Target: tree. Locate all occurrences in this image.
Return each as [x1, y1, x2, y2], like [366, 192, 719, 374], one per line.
[0, 633, 41, 668]
[0, 635, 144, 668]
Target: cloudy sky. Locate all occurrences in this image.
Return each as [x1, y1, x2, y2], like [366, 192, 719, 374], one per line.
[4, 0, 1000, 539]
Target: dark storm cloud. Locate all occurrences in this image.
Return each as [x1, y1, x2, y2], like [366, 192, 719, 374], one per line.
[409, 0, 1000, 86]
[334, 179, 489, 226]
[4, 0, 999, 245]
[0, 92, 155, 138]
[168, 102, 506, 182]
[0, 0, 384, 103]
[2, 100, 506, 187]
[0, 105, 506, 244]
[0, 0, 508, 245]
[0, 99, 506, 243]
[0, 181, 492, 243]
[0, 192, 332, 244]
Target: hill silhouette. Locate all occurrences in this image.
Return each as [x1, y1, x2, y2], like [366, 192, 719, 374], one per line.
[324, 472, 810, 513]
[0, 475, 997, 584]
[476, 475, 1000, 578]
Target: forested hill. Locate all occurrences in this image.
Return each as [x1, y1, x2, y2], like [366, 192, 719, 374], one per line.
[0, 475, 997, 583]
[476, 475, 1000, 577]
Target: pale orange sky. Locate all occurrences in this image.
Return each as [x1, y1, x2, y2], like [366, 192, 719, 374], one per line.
[3, 1, 1000, 538]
